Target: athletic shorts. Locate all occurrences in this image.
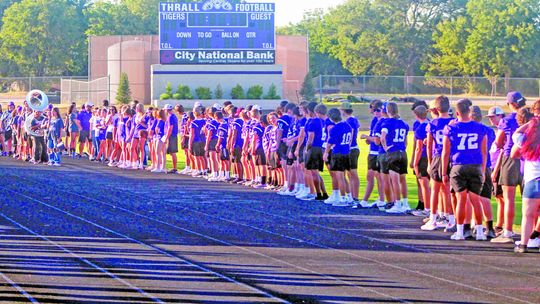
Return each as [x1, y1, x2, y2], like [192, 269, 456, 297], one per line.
[492, 170, 503, 196]
[79, 130, 90, 143]
[181, 136, 189, 149]
[480, 167, 493, 199]
[269, 152, 280, 169]
[325, 150, 332, 166]
[377, 154, 389, 174]
[330, 153, 351, 172]
[368, 154, 380, 172]
[349, 148, 360, 170]
[207, 139, 218, 152]
[305, 146, 324, 172]
[417, 157, 429, 178]
[429, 155, 450, 183]
[286, 143, 297, 166]
[450, 164, 484, 195]
[386, 151, 407, 175]
[232, 147, 242, 163]
[219, 147, 230, 161]
[106, 132, 113, 140]
[191, 141, 205, 157]
[4, 130, 12, 141]
[254, 148, 267, 166]
[523, 177, 540, 199]
[498, 155, 522, 186]
[278, 143, 288, 162]
[167, 136, 178, 154]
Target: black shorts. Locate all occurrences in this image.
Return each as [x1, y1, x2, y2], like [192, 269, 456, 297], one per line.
[305, 146, 324, 172]
[325, 149, 332, 165]
[232, 147, 242, 163]
[167, 136, 178, 154]
[191, 141, 205, 157]
[330, 153, 351, 172]
[254, 148, 267, 166]
[278, 143, 288, 162]
[181, 136, 189, 149]
[4, 130, 12, 141]
[450, 164, 484, 195]
[386, 151, 408, 175]
[218, 147, 230, 161]
[480, 167, 493, 199]
[417, 157, 429, 178]
[349, 148, 360, 170]
[492, 170, 503, 196]
[498, 155, 522, 187]
[377, 154, 389, 174]
[207, 139, 218, 152]
[429, 155, 450, 183]
[368, 154, 380, 172]
[79, 130, 90, 143]
[286, 144, 297, 166]
[106, 132, 113, 140]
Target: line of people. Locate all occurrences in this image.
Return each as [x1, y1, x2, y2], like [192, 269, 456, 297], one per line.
[0, 93, 538, 253]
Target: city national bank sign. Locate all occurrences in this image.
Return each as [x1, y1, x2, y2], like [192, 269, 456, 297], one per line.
[159, 0, 275, 64]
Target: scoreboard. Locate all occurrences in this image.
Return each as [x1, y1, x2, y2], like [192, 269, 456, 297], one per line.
[159, 1, 275, 65]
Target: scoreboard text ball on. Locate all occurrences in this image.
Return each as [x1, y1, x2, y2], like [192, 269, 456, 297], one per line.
[159, 0, 276, 65]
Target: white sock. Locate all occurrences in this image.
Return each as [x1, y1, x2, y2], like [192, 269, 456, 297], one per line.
[225, 171, 230, 178]
[429, 213, 437, 222]
[457, 224, 464, 236]
[503, 229, 513, 237]
[448, 215, 456, 225]
[283, 182, 289, 189]
[332, 190, 339, 198]
[346, 193, 352, 200]
[475, 225, 485, 236]
[402, 198, 408, 205]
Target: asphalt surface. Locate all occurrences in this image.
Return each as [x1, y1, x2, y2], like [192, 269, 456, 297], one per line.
[0, 157, 538, 304]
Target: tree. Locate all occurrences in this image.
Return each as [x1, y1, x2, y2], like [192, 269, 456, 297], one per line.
[300, 72, 315, 101]
[215, 84, 224, 99]
[263, 84, 281, 100]
[231, 84, 245, 99]
[0, 0, 87, 76]
[116, 72, 132, 104]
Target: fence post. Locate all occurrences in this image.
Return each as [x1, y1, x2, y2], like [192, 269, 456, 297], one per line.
[362, 75, 366, 95]
[318, 75, 323, 103]
[29, 77, 32, 90]
[450, 77, 453, 96]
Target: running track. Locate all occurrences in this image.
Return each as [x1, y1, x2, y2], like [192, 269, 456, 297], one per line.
[0, 157, 538, 304]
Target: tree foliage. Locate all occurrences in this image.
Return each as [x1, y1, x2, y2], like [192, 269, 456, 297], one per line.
[116, 72, 132, 104]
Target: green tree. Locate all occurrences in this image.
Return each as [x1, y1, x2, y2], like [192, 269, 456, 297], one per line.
[263, 84, 281, 100]
[0, 0, 87, 76]
[116, 72, 132, 104]
[195, 86, 212, 99]
[215, 84, 224, 99]
[246, 85, 263, 99]
[231, 84, 245, 99]
[300, 72, 315, 101]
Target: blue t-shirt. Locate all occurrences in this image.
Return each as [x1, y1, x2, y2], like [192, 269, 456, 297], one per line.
[428, 117, 454, 157]
[444, 121, 486, 165]
[305, 117, 324, 148]
[77, 110, 92, 131]
[346, 116, 360, 149]
[322, 118, 335, 148]
[179, 114, 188, 137]
[156, 120, 166, 137]
[252, 122, 265, 150]
[190, 119, 206, 143]
[381, 118, 409, 153]
[218, 122, 228, 148]
[328, 121, 353, 155]
[369, 117, 379, 154]
[414, 121, 429, 158]
[484, 125, 496, 169]
[206, 119, 220, 140]
[298, 117, 308, 146]
[277, 114, 292, 142]
[168, 113, 179, 135]
[374, 117, 388, 155]
[233, 118, 244, 148]
[497, 112, 518, 156]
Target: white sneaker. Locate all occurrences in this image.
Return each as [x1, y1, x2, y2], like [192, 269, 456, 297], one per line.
[324, 195, 340, 205]
[514, 238, 540, 248]
[332, 198, 349, 207]
[345, 196, 354, 204]
[421, 220, 438, 231]
[295, 189, 309, 199]
[375, 200, 386, 208]
[386, 202, 405, 214]
[476, 232, 488, 241]
[401, 201, 411, 212]
[358, 200, 371, 208]
[299, 193, 316, 201]
[277, 189, 292, 196]
[412, 210, 429, 217]
[450, 233, 465, 241]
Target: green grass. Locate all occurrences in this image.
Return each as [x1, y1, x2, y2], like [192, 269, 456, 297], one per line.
[165, 131, 523, 228]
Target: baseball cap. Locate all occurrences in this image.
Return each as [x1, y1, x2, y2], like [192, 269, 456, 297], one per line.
[340, 102, 352, 110]
[212, 103, 222, 110]
[8, 101, 15, 106]
[507, 91, 525, 104]
[163, 104, 173, 110]
[86, 102, 94, 107]
[486, 106, 504, 117]
[471, 106, 482, 119]
[252, 104, 262, 111]
[193, 101, 202, 109]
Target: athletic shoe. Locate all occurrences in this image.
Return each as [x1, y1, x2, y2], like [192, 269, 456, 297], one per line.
[108, 162, 116, 167]
[324, 195, 340, 205]
[490, 233, 515, 244]
[253, 184, 267, 189]
[476, 233, 488, 241]
[444, 223, 457, 233]
[47, 161, 53, 166]
[494, 227, 504, 237]
[207, 177, 219, 182]
[278, 189, 293, 196]
[423, 217, 431, 224]
[436, 217, 449, 229]
[450, 233, 465, 241]
[295, 189, 309, 199]
[167, 169, 178, 174]
[463, 229, 473, 240]
[332, 198, 349, 207]
[486, 229, 497, 239]
[514, 238, 540, 248]
[514, 244, 528, 253]
[380, 202, 394, 211]
[151, 168, 165, 173]
[386, 202, 405, 214]
[412, 210, 429, 217]
[52, 163, 61, 167]
[299, 193, 316, 201]
[401, 202, 411, 213]
[421, 220, 438, 231]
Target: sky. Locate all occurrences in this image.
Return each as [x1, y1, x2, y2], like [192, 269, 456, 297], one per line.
[257, 0, 348, 26]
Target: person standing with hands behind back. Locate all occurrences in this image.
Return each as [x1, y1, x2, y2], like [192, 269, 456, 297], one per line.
[164, 104, 179, 174]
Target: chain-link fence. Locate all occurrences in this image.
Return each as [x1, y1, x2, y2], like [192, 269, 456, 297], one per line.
[61, 77, 110, 105]
[314, 75, 540, 101]
[0, 76, 89, 104]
